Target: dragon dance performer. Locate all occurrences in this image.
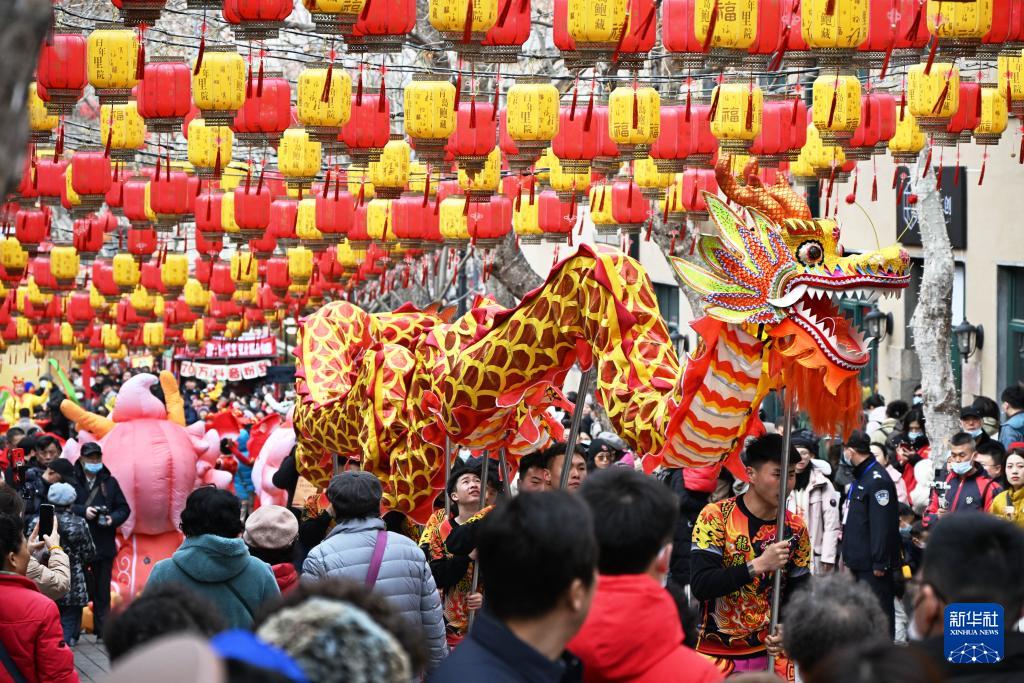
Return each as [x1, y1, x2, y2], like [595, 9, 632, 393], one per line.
[2, 377, 49, 426]
[691, 434, 811, 679]
[419, 457, 500, 648]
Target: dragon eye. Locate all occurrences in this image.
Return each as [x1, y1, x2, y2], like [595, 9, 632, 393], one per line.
[797, 241, 824, 266]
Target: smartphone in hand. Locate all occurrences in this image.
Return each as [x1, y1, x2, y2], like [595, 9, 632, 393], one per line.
[38, 504, 55, 539]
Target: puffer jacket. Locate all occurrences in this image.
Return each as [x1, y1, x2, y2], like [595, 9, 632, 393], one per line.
[786, 460, 840, 575]
[303, 516, 448, 672]
[26, 510, 94, 609]
[0, 572, 78, 683]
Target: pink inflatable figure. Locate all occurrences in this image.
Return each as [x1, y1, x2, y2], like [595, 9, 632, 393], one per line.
[60, 372, 233, 598]
[248, 412, 295, 508]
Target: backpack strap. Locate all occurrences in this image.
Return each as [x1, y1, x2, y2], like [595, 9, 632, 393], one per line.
[365, 529, 389, 589]
[0, 637, 27, 683]
[223, 580, 257, 621]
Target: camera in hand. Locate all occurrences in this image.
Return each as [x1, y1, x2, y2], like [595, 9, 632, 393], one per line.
[929, 480, 951, 509]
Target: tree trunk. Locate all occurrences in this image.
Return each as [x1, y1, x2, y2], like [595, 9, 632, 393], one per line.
[489, 232, 544, 300]
[0, 0, 51, 199]
[909, 149, 960, 470]
[650, 212, 703, 318]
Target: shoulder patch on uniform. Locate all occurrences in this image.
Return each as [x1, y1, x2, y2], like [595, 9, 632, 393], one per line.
[872, 471, 883, 479]
[875, 490, 890, 506]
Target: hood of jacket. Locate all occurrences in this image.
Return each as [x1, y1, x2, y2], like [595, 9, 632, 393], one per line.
[1006, 411, 1024, 431]
[567, 573, 684, 680]
[272, 563, 298, 592]
[171, 534, 254, 583]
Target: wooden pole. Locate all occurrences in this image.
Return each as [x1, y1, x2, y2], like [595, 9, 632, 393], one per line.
[768, 388, 795, 672]
[560, 366, 597, 489]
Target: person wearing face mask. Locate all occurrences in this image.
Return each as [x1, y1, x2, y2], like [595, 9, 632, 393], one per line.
[72, 442, 130, 639]
[1000, 386, 1024, 449]
[989, 444, 1024, 528]
[959, 405, 992, 448]
[839, 431, 902, 639]
[910, 514, 1024, 681]
[0, 512, 78, 683]
[786, 436, 840, 575]
[902, 409, 927, 445]
[924, 432, 1002, 527]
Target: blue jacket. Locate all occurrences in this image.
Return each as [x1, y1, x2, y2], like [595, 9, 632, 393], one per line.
[147, 534, 280, 629]
[1000, 411, 1024, 450]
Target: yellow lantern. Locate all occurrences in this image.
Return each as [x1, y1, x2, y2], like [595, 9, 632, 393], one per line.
[30, 335, 45, 360]
[153, 295, 165, 318]
[366, 198, 395, 245]
[278, 128, 322, 189]
[608, 86, 660, 159]
[184, 319, 206, 349]
[52, 322, 74, 350]
[635, 157, 674, 200]
[187, 119, 233, 179]
[143, 321, 165, 351]
[513, 192, 543, 243]
[295, 198, 324, 247]
[100, 102, 147, 161]
[801, 0, 869, 54]
[588, 184, 617, 234]
[926, 0, 993, 55]
[710, 82, 764, 151]
[506, 76, 560, 169]
[811, 74, 861, 144]
[0, 238, 28, 277]
[888, 111, 926, 163]
[336, 240, 359, 273]
[408, 161, 439, 196]
[225, 319, 247, 338]
[13, 317, 31, 341]
[369, 136, 411, 199]
[974, 83, 1008, 145]
[548, 154, 590, 199]
[28, 83, 58, 144]
[184, 278, 210, 314]
[87, 24, 139, 104]
[192, 45, 246, 125]
[49, 246, 79, 289]
[660, 174, 687, 224]
[113, 253, 140, 293]
[695, 0, 758, 51]
[535, 147, 556, 183]
[230, 251, 259, 286]
[288, 246, 314, 285]
[101, 323, 121, 352]
[439, 196, 471, 245]
[297, 63, 352, 142]
[89, 285, 108, 313]
[347, 166, 376, 200]
[802, 124, 847, 177]
[161, 253, 189, 297]
[72, 342, 90, 364]
[64, 166, 82, 213]
[130, 285, 155, 316]
[429, 0, 498, 45]
[221, 191, 239, 237]
[304, 0, 366, 35]
[998, 53, 1024, 118]
[458, 148, 501, 196]
[219, 162, 250, 192]
[404, 75, 457, 164]
[908, 62, 960, 131]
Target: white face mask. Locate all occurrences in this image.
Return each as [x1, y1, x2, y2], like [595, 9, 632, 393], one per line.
[950, 460, 974, 476]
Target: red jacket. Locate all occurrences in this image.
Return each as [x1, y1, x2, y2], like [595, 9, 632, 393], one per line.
[272, 563, 298, 593]
[568, 574, 723, 683]
[0, 572, 79, 683]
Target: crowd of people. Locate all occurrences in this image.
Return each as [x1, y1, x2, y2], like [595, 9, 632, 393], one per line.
[0, 373, 1022, 682]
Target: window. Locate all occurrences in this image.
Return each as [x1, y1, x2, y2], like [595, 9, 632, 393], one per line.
[999, 266, 1024, 391]
[838, 300, 879, 392]
[653, 283, 680, 331]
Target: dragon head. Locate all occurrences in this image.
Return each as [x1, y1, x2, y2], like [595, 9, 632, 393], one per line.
[670, 157, 909, 431]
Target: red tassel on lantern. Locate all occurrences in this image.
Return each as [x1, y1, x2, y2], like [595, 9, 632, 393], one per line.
[701, 0, 719, 53]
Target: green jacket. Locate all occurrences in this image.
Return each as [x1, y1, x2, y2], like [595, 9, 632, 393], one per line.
[147, 534, 280, 629]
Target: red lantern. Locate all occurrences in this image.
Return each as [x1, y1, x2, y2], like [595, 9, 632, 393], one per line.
[137, 57, 192, 133]
[232, 71, 292, 145]
[552, 0, 584, 70]
[661, 0, 704, 68]
[36, 31, 87, 116]
[265, 257, 290, 296]
[15, 208, 49, 252]
[616, 0, 658, 69]
[776, 0, 814, 68]
[127, 226, 157, 261]
[938, 82, 981, 147]
[466, 195, 512, 246]
[195, 258, 214, 285]
[448, 100, 497, 174]
[538, 190, 577, 240]
[71, 150, 113, 212]
[749, 99, 786, 166]
[195, 230, 223, 259]
[747, 0, 782, 67]
[67, 292, 94, 331]
[122, 176, 152, 227]
[686, 101, 717, 168]
[316, 183, 355, 239]
[234, 185, 273, 238]
[141, 261, 167, 294]
[269, 198, 299, 246]
[73, 215, 106, 259]
[651, 102, 692, 172]
[222, 0, 293, 40]
[340, 91, 391, 164]
[610, 180, 648, 234]
[681, 168, 719, 220]
[858, 0, 930, 70]
[249, 232, 277, 257]
[592, 103, 623, 177]
[166, 298, 198, 329]
[349, 0, 418, 54]
[34, 155, 68, 206]
[105, 163, 127, 214]
[981, 0, 1016, 60]
[31, 258, 58, 295]
[209, 262, 236, 301]
[112, 0, 168, 27]
[150, 169, 190, 231]
[92, 260, 120, 300]
[14, 157, 39, 206]
[481, 0, 532, 63]
[552, 103, 604, 172]
[195, 190, 225, 235]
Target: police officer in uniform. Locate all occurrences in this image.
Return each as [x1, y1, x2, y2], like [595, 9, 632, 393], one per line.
[840, 430, 901, 637]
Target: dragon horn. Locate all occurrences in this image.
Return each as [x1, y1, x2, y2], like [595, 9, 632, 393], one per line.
[60, 400, 114, 439]
[160, 370, 186, 426]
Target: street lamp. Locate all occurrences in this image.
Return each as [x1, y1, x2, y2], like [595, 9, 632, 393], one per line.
[668, 323, 691, 356]
[953, 319, 984, 359]
[863, 306, 894, 343]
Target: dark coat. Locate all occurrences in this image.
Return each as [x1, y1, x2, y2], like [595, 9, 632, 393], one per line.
[71, 461, 130, 560]
[26, 508, 95, 608]
[841, 456, 902, 572]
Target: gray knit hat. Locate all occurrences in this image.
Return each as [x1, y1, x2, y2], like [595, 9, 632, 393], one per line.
[257, 597, 411, 683]
[48, 482, 77, 506]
